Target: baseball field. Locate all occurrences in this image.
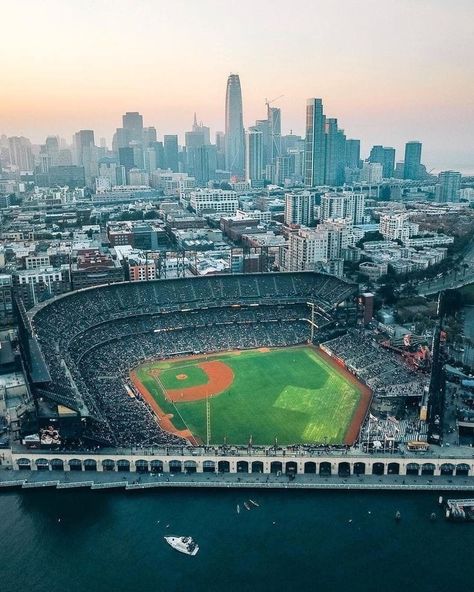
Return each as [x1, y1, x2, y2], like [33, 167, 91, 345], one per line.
[130, 346, 371, 446]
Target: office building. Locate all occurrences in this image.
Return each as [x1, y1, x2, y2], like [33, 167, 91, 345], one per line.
[345, 139, 361, 169]
[246, 127, 264, 185]
[369, 145, 396, 178]
[404, 141, 422, 180]
[189, 189, 239, 215]
[122, 112, 143, 143]
[164, 135, 179, 172]
[324, 118, 346, 186]
[435, 170, 461, 203]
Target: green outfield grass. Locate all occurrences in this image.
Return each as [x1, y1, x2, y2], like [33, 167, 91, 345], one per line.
[135, 346, 362, 445]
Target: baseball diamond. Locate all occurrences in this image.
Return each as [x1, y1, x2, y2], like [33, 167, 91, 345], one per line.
[131, 346, 371, 446]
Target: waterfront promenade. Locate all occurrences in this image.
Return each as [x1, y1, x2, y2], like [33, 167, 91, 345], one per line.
[1, 468, 474, 492]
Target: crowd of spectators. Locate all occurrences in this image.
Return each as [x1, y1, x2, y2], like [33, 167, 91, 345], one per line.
[322, 330, 428, 398]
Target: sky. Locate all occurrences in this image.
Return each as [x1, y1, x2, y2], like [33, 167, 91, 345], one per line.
[0, 0, 473, 172]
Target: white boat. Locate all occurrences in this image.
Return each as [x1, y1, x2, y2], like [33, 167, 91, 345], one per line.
[237, 504, 240, 514]
[164, 536, 199, 556]
[244, 502, 251, 511]
[249, 499, 259, 507]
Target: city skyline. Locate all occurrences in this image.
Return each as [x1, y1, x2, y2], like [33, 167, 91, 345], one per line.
[0, 0, 473, 172]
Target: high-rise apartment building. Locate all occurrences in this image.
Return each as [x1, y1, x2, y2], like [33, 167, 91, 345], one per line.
[320, 191, 365, 224]
[225, 74, 245, 177]
[435, 171, 461, 203]
[304, 98, 326, 186]
[284, 191, 315, 226]
[404, 141, 422, 180]
[8, 136, 34, 171]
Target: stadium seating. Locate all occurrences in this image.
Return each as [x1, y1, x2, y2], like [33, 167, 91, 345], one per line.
[25, 272, 357, 447]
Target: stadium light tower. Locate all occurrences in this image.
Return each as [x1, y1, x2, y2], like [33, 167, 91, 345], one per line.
[307, 301, 318, 342]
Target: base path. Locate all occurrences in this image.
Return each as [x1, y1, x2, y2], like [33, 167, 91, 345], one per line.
[129, 370, 198, 445]
[164, 360, 234, 402]
[316, 347, 373, 446]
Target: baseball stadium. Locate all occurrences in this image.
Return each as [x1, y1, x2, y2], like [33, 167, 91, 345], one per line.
[16, 271, 369, 449]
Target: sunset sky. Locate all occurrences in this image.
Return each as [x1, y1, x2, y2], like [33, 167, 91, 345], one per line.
[1, 0, 473, 171]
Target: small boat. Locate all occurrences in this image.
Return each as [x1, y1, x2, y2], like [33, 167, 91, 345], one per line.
[237, 504, 240, 514]
[395, 511, 401, 521]
[438, 496, 443, 505]
[244, 502, 251, 511]
[164, 536, 199, 556]
[430, 513, 437, 521]
[249, 499, 259, 507]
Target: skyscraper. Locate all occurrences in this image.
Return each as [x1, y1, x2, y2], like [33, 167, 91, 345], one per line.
[304, 98, 326, 186]
[369, 145, 395, 178]
[268, 106, 281, 163]
[225, 74, 245, 177]
[122, 112, 144, 144]
[246, 127, 264, 185]
[404, 141, 422, 180]
[8, 136, 34, 171]
[324, 118, 346, 186]
[345, 139, 361, 169]
[164, 135, 179, 172]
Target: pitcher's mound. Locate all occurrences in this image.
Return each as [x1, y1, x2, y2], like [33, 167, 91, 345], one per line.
[176, 373, 188, 380]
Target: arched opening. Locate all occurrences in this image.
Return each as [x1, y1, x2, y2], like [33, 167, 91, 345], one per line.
[169, 460, 182, 473]
[304, 461, 316, 474]
[237, 460, 249, 473]
[135, 460, 149, 473]
[50, 458, 64, 471]
[286, 461, 298, 474]
[372, 462, 385, 475]
[117, 459, 130, 472]
[354, 462, 365, 475]
[83, 459, 97, 472]
[184, 460, 197, 474]
[440, 463, 454, 476]
[456, 463, 470, 476]
[150, 460, 163, 473]
[251, 461, 263, 473]
[203, 460, 215, 473]
[406, 463, 419, 476]
[319, 462, 331, 476]
[270, 461, 283, 474]
[68, 459, 82, 471]
[17, 458, 31, 470]
[218, 461, 230, 473]
[387, 462, 400, 475]
[421, 463, 435, 476]
[102, 459, 115, 472]
[35, 458, 49, 471]
[338, 462, 350, 476]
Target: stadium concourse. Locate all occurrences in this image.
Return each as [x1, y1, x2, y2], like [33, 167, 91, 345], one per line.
[18, 272, 357, 449]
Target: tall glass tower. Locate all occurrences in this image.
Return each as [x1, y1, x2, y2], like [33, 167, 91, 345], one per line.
[225, 74, 245, 177]
[304, 98, 326, 186]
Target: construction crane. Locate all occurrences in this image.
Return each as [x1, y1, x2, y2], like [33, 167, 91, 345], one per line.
[264, 95, 284, 111]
